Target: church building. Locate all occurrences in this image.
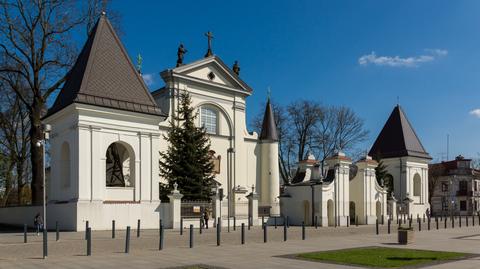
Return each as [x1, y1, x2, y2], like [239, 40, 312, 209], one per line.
[39, 14, 280, 230]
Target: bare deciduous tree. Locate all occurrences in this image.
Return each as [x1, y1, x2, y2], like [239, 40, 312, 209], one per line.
[0, 78, 30, 205]
[251, 99, 368, 184]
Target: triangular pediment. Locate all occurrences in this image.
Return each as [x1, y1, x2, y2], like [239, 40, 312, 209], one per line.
[172, 56, 252, 93]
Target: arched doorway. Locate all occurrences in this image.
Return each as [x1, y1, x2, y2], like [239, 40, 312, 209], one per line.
[106, 142, 135, 187]
[303, 200, 310, 225]
[376, 201, 382, 220]
[60, 142, 71, 188]
[349, 201, 356, 224]
[413, 173, 421, 197]
[327, 199, 334, 226]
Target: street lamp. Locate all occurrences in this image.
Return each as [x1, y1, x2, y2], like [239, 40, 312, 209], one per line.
[36, 123, 51, 259]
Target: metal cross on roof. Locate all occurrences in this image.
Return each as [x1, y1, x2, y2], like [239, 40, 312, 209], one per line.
[204, 31, 214, 57]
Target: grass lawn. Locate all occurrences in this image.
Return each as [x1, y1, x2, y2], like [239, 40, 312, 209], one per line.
[297, 247, 469, 268]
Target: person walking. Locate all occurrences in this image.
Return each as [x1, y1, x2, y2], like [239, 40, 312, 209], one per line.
[34, 213, 43, 236]
[204, 209, 209, 229]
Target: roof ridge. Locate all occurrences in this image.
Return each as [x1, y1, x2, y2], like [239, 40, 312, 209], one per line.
[397, 105, 427, 153]
[100, 16, 157, 105]
[45, 15, 164, 118]
[369, 105, 430, 160]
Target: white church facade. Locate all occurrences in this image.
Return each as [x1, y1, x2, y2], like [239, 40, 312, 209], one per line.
[37, 14, 279, 231]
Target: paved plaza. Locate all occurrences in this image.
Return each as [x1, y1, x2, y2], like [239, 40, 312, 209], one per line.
[1, 218, 480, 269]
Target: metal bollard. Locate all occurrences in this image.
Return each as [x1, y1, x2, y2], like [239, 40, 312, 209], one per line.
[180, 218, 183, 235]
[302, 221, 305, 240]
[388, 219, 391, 234]
[382, 215, 384, 225]
[428, 218, 431, 230]
[137, 219, 141, 238]
[283, 220, 287, 241]
[275, 216, 277, 229]
[444, 217, 447, 229]
[459, 215, 462, 228]
[315, 216, 318, 229]
[125, 226, 130, 254]
[56, 221, 59, 241]
[159, 224, 164, 250]
[234, 216, 236, 231]
[452, 216, 454, 228]
[418, 218, 421, 231]
[86, 227, 91, 256]
[24, 224, 27, 243]
[85, 220, 89, 240]
[263, 223, 267, 243]
[228, 217, 230, 233]
[241, 223, 245, 245]
[43, 228, 48, 258]
[376, 219, 379, 235]
[473, 215, 475, 226]
[347, 216, 349, 227]
[112, 220, 115, 239]
[217, 217, 221, 246]
[189, 224, 194, 248]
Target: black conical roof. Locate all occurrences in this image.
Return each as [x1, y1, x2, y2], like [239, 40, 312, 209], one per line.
[46, 14, 164, 118]
[259, 98, 278, 141]
[369, 105, 431, 160]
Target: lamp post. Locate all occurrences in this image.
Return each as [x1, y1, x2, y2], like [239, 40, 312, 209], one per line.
[450, 176, 456, 216]
[36, 123, 51, 259]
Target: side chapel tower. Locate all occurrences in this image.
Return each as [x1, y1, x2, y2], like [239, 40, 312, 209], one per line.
[259, 98, 280, 216]
[369, 105, 431, 218]
[43, 14, 165, 230]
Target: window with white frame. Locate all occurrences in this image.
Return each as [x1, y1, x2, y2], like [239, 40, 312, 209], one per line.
[200, 106, 218, 134]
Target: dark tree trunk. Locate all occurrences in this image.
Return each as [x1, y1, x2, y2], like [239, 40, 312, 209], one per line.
[29, 103, 43, 205]
[16, 158, 25, 205]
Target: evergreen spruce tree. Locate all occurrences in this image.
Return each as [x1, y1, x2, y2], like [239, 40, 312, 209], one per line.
[159, 92, 215, 201]
[374, 158, 393, 198]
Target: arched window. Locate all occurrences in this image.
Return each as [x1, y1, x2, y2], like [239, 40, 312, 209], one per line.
[413, 173, 421, 197]
[200, 106, 218, 134]
[60, 142, 71, 188]
[106, 142, 134, 187]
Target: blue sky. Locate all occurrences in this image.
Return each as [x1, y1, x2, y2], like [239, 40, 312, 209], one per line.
[109, 0, 480, 161]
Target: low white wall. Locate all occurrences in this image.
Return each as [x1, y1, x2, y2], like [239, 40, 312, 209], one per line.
[76, 201, 162, 231]
[0, 203, 77, 230]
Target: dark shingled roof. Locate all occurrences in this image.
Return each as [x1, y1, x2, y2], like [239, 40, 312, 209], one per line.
[369, 105, 431, 160]
[259, 98, 278, 141]
[46, 14, 164, 118]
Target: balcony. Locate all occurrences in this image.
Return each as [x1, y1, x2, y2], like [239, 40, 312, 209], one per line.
[456, 190, 470, 196]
